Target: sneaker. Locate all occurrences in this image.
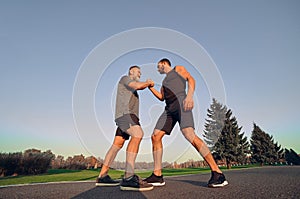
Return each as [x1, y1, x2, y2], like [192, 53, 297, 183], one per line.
[120, 174, 154, 191]
[143, 173, 165, 186]
[208, 171, 229, 188]
[95, 175, 120, 186]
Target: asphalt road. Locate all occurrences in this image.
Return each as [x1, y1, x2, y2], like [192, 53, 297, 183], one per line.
[0, 166, 299, 199]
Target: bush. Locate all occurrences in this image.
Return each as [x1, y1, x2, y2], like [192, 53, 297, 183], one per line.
[0, 150, 54, 176]
[63, 163, 86, 170]
[0, 152, 22, 176]
[21, 152, 55, 175]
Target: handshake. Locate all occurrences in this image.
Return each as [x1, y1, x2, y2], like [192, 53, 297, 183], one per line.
[146, 79, 155, 88]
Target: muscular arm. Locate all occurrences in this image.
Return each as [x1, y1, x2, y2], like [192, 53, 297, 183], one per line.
[128, 81, 152, 90]
[148, 86, 164, 101]
[175, 66, 195, 111]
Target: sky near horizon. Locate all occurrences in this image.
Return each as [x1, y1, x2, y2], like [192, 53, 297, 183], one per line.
[1, 1, 299, 163]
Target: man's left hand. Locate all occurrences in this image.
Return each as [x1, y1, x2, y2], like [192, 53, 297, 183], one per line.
[183, 96, 194, 111]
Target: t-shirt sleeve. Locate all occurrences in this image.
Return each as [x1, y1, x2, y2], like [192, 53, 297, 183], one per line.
[119, 76, 134, 87]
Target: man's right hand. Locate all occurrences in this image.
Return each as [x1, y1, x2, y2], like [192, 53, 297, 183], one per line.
[147, 79, 154, 87]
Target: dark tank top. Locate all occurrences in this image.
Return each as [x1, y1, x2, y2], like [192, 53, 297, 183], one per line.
[162, 67, 186, 106]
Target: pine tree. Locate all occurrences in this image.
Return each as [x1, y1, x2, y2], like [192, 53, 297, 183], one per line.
[203, 98, 227, 151]
[251, 123, 267, 166]
[214, 109, 249, 169]
[285, 148, 300, 165]
[250, 123, 283, 165]
[274, 142, 284, 161]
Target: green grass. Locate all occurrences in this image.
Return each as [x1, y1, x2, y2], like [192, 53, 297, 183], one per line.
[0, 165, 261, 186]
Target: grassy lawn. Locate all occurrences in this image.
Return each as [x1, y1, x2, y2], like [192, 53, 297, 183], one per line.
[0, 165, 261, 186]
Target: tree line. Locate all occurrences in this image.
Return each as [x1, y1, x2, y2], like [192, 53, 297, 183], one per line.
[203, 98, 300, 169]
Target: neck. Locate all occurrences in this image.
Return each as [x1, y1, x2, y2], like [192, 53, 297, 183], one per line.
[164, 66, 172, 74]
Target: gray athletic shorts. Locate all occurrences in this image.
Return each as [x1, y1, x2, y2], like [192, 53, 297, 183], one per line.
[115, 114, 140, 140]
[154, 100, 194, 135]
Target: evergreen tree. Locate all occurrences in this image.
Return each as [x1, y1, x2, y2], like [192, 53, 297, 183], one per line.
[214, 109, 249, 169]
[274, 142, 284, 161]
[250, 123, 283, 165]
[251, 123, 268, 166]
[285, 148, 300, 165]
[203, 98, 227, 150]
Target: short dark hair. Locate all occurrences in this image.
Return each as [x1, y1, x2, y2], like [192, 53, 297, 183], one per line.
[158, 58, 171, 66]
[129, 65, 140, 71]
[128, 65, 140, 74]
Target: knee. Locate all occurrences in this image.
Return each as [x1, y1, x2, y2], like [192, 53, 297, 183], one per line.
[114, 143, 124, 149]
[127, 126, 144, 139]
[151, 133, 161, 143]
[132, 130, 144, 139]
[138, 130, 144, 138]
[113, 138, 125, 149]
[182, 128, 196, 143]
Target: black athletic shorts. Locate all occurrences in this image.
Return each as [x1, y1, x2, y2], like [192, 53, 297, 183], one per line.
[154, 99, 194, 135]
[115, 114, 140, 140]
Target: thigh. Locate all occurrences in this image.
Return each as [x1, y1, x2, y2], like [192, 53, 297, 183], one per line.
[179, 109, 195, 130]
[115, 114, 141, 139]
[112, 134, 126, 147]
[154, 110, 177, 135]
[126, 125, 144, 138]
[115, 127, 130, 140]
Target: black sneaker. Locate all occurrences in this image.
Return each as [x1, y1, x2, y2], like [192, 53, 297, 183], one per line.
[208, 171, 229, 188]
[120, 174, 154, 191]
[143, 173, 165, 186]
[95, 175, 120, 186]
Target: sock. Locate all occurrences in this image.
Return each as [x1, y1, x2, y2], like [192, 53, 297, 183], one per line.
[125, 151, 137, 177]
[199, 143, 210, 157]
[153, 148, 163, 173]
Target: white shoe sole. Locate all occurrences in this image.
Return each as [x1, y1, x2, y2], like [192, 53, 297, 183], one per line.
[120, 186, 154, 191]
[95, 182, 120, 186]
[149, 182, 166, 186]
[209, 180, 229, 188]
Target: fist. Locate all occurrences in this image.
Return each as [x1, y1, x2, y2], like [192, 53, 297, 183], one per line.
[147, 79, 154, 87]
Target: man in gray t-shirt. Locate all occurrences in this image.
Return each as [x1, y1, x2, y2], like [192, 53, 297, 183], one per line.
[96, 65, 154, 191]
[115, 75, 139, 121]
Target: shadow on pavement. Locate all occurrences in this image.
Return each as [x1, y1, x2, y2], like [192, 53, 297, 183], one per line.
[71, 186, 148, 199]
[168, 178, 208, 188]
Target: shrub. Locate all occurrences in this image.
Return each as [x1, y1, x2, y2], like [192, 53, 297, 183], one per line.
[0, 152, 22, 176]
[21, 152, 55, 175]
[0, 150, 54, 176]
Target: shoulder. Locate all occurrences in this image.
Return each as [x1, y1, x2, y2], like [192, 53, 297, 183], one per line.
[174, 65, 191, 79]
[120, 75, 129, 81]
[174, 65, 186, 72]
[119, 75, 134, 85]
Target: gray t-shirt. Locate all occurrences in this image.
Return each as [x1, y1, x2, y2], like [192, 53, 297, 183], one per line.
[115, 75, 139, 120]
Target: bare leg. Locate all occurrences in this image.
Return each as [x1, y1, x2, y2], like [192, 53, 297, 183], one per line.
[151, 129, 165, 176]
[99, 136, 125, 177]
[181, 127, 222, 173]
[124, 125, 144, 178]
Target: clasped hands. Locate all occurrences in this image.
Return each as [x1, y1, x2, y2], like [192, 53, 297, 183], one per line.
[146, 79, 155, 88]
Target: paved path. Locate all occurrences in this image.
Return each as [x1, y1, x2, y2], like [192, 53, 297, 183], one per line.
[0, 166, 299, 199]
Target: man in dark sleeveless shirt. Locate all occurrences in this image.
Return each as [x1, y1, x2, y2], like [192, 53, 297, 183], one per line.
[144, 58, 228, 188]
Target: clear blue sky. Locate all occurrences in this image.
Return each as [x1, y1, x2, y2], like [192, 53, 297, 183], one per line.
[1, 0, 299, 163]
